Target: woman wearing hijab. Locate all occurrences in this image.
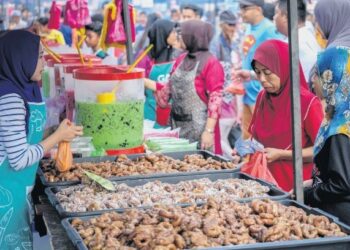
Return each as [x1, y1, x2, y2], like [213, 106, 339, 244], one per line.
[145, 20, 224, 154]
[304, 0, 350, 225]
[0, 30, 82, 249]
[248, 40, 323, 192]
[138, 19, 179, 127]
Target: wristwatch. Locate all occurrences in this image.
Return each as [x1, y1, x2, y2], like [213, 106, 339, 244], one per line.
[205, 128, 214, 134]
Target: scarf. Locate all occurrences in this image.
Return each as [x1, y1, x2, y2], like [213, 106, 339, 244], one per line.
[148, 19, 176, 63]
[180, 20, 214, 75]
[249, 40, 317, 149]
[0, 30, 43, 129]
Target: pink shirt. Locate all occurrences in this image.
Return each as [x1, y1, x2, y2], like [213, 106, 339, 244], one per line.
[137, 54, 154, 78]
[156, 53, 224, 120]
[155, 53, 224, 155]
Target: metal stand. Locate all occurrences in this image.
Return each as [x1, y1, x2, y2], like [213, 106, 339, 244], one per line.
[287, 0, 304, 203]
[122, 0, 134, 65]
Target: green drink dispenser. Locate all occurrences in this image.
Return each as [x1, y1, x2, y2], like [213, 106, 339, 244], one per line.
[41, 59, 57, 98]
[73, 66, 145, 150]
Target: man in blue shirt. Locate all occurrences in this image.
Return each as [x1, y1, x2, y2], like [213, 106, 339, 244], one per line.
[239, 0, 283, 139]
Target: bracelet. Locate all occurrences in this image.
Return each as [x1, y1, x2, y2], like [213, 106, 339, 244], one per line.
[205, 128, 214, 134]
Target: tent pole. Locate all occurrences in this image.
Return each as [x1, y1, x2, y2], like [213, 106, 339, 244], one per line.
[287, 0, 304, 203]
[122, 0, 134, 64]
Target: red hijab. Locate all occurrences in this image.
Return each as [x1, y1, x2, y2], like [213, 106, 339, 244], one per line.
[249, 40, 316, 149]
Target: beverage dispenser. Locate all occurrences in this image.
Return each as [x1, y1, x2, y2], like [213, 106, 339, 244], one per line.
[73, 67, 145, 150]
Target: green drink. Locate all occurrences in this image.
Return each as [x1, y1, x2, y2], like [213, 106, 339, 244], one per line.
[76, 101, 144, 149]
[42, 70, 50, 98]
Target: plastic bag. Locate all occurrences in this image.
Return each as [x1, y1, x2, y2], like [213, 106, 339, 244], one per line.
[55, 141, 73, 172]
[64, 0, 91, 29]
[156, 105, 171, 126]
[241, 151, 279, 186]
[235, 137, 264, 157]
[226, 81, 245, 95]
[48, 1, 61, 29]
[100, 0, 136, 50]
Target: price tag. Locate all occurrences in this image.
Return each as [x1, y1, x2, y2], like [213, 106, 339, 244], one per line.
[84, 170, 116, 191]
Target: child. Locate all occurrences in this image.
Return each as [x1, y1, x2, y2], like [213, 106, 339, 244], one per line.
[85, 21, 117, 65]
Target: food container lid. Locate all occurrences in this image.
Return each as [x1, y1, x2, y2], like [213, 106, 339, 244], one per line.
[45, 53, 96, 60]
[45, 54, 101, 66]
[64, 64, 106, 74]
[46, 59, 56, 67]
[73, 66, 145, 81]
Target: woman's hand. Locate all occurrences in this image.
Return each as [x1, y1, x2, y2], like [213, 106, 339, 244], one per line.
[201, 131, 214, 150]
[55, 119, 83, 142]
[303, 179, 313, 188]
[144, 78, 156, 91]
[232, 69, 252, 83]
[231, 149, 241, 164]
[289, 179, 313, 196]
[264, 148, 282, 163]
[41, 119, 83, 153]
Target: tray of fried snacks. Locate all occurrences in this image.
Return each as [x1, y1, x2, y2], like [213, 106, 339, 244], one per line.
[45, 172, 289, 218]
[61, 198, 350, 250]
[38, 150, 240, 187]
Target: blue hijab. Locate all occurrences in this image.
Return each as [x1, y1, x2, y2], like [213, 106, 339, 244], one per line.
[0, 30, 43, 128]
[313, 46, 350, 156]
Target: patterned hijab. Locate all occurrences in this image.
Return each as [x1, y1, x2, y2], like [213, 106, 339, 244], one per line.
[313, 46, 350, 156]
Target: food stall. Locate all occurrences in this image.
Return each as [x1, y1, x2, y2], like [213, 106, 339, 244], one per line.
[30, 1, 350, 249]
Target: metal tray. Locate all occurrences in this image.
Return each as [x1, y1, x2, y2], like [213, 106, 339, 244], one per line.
[45, 172, 289, 218]
[61, 200, 350, 250]
[38, 150, 241, 187]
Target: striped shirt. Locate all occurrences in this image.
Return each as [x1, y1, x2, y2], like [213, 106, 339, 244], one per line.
[0, 94, 44, 170]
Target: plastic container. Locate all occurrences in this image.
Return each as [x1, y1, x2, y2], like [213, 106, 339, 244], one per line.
[49, 138, 96, 159]
[41, 59, 57, 99]
[73, 66, 145, 150]
[54, 56, 101, 89]
[45, 171, 289, 218]
[61, 199, 350, 250]
[62, 63, 104, 121]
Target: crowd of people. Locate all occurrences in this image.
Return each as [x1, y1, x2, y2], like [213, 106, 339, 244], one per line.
[1, 0, 350, 248]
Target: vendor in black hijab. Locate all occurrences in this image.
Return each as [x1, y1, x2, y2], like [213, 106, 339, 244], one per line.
[138, 19, 179, 127]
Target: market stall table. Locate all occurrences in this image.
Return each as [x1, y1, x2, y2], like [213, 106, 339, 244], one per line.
[35, 196, 75, 250]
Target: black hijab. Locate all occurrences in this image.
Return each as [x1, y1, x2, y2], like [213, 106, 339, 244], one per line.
[148, 19, 176, 63]
[0, 30, 42, 129]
